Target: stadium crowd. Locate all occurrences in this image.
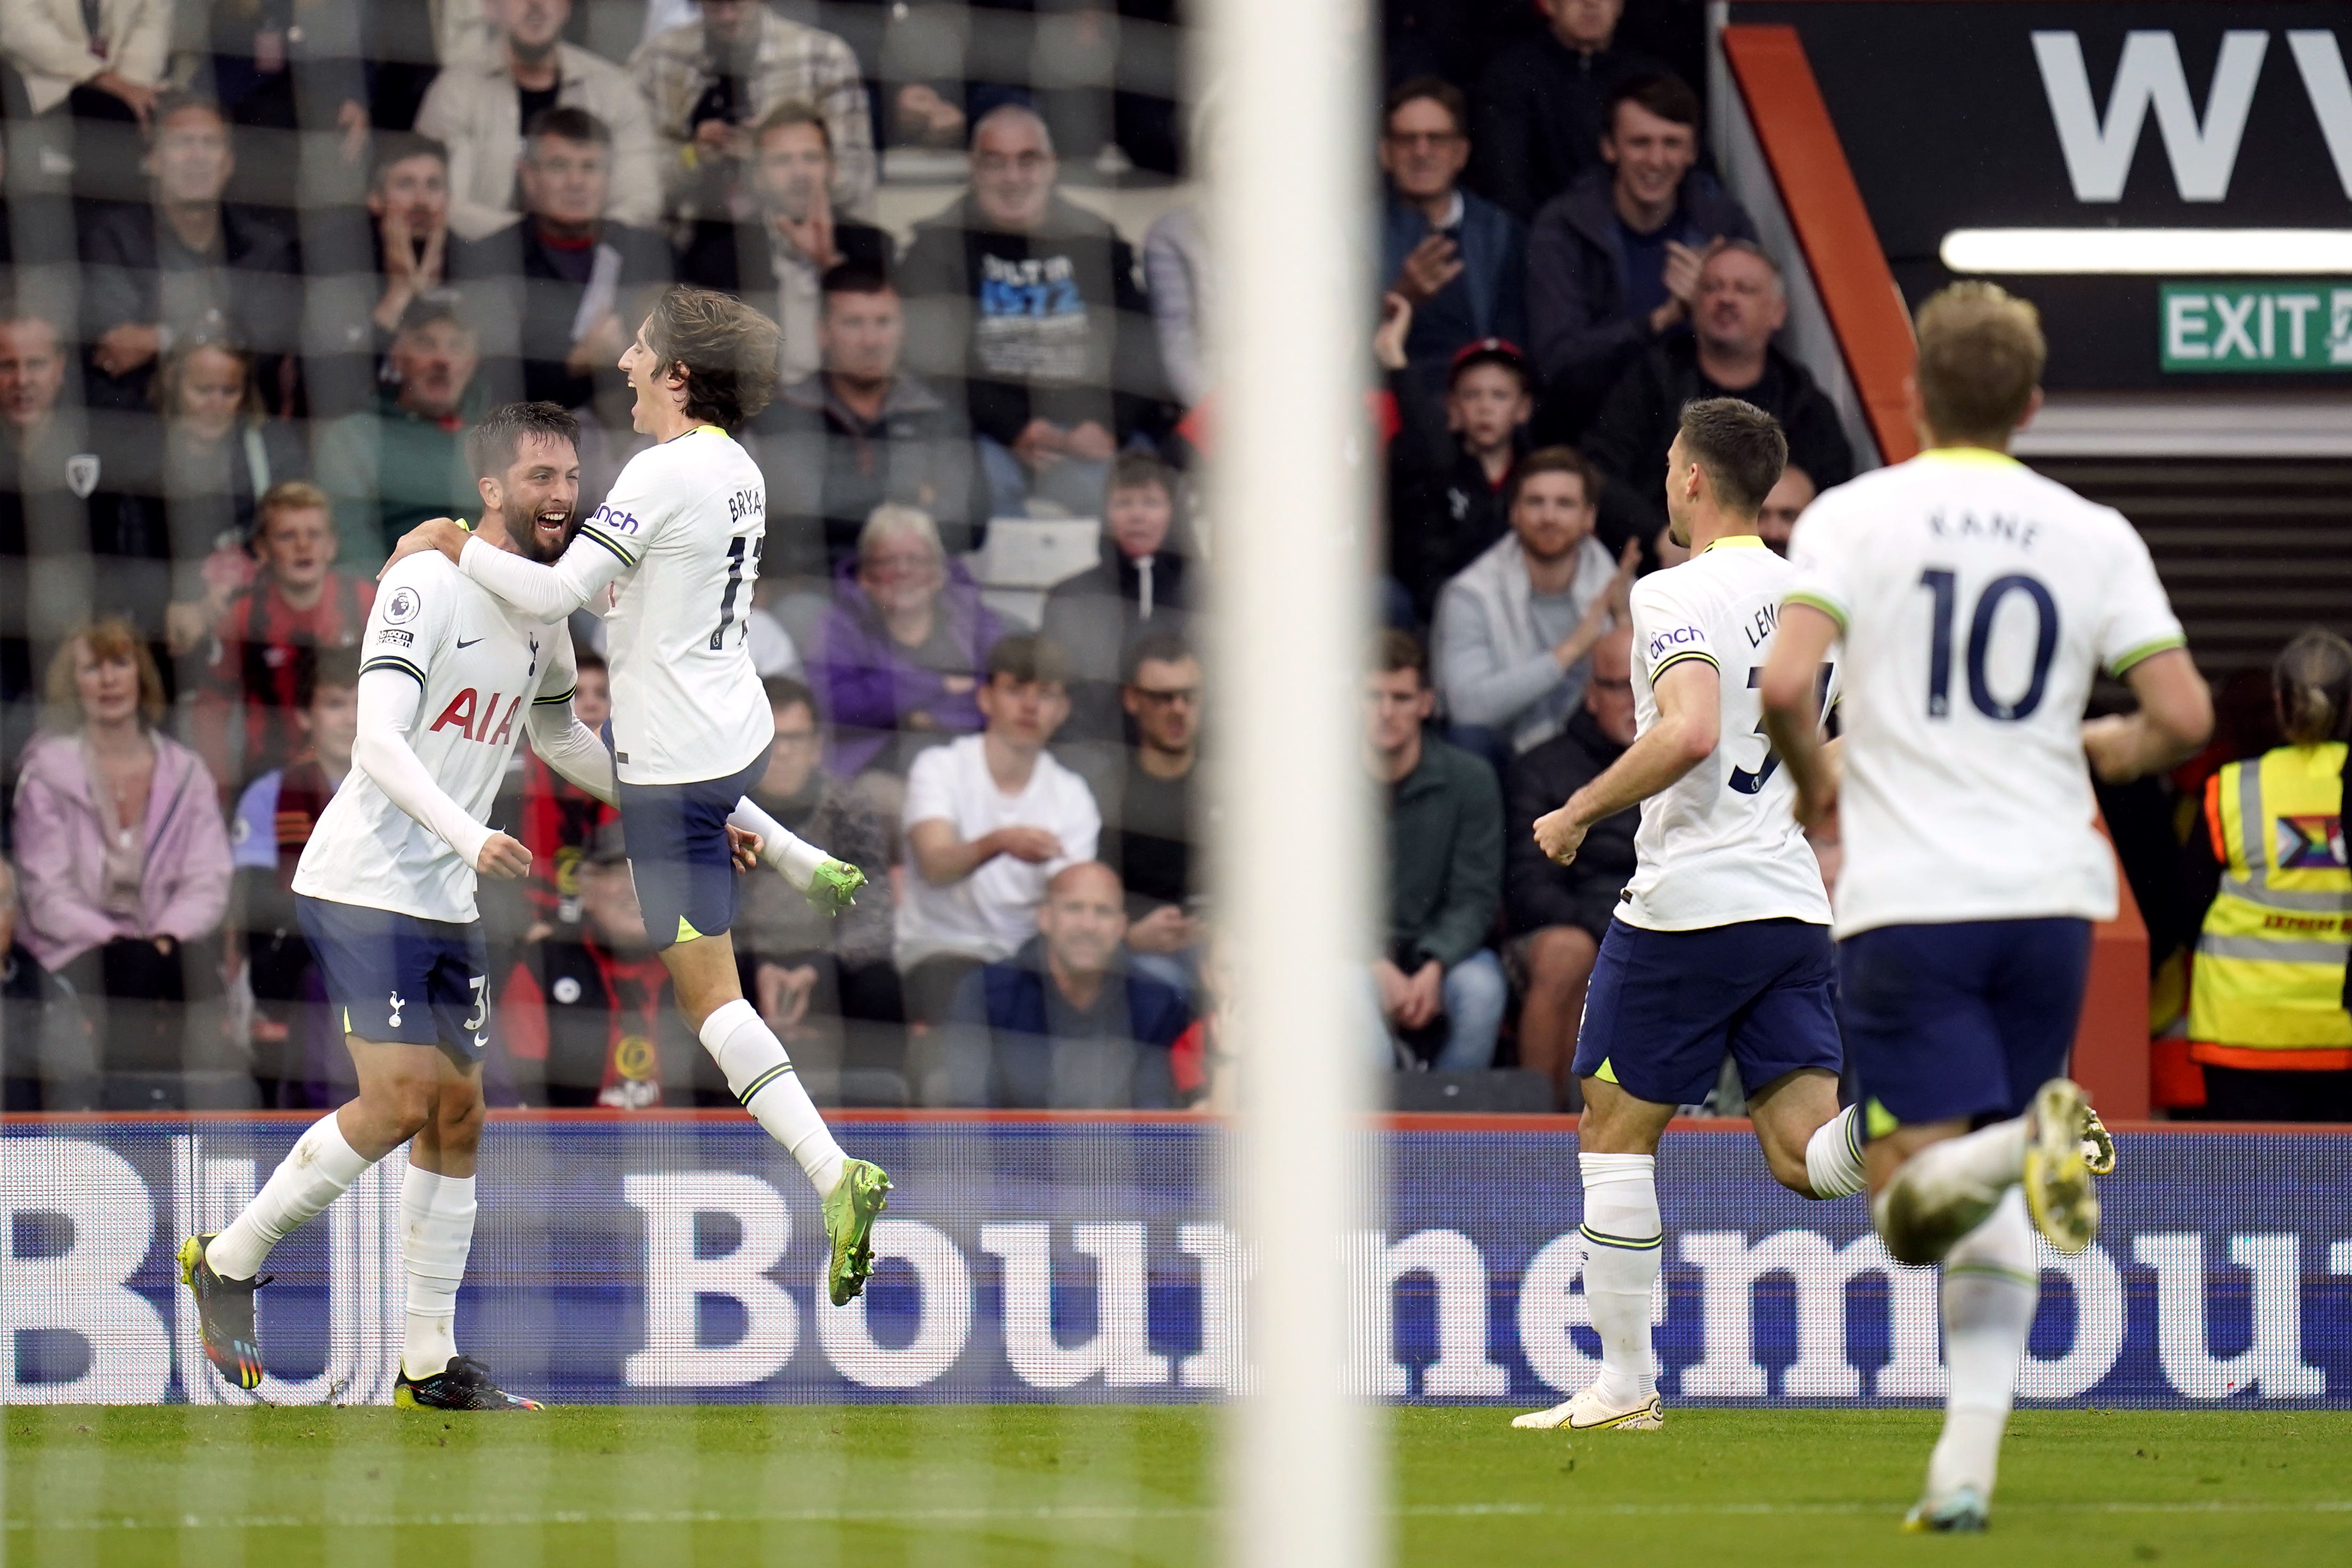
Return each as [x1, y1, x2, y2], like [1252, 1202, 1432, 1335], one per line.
[0, 0, 2339, 1120]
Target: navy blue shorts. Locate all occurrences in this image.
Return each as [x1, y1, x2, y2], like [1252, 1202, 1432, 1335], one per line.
[1837, 917, 2091, 1131]
[617, 749, 767, 951]
[1572, 917, 1842, 1108]
[296, 895, 489, 1064]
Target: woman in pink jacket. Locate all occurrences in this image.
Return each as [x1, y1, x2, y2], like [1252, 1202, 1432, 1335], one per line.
[13, 619, 233, 1078]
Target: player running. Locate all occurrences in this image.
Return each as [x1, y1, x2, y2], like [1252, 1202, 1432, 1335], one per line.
[387, 287, 891, 1308]
[182, 403, 639, 1407]
[1511, 400, 1867, 1434]
[1760, 284, 2211, 1531]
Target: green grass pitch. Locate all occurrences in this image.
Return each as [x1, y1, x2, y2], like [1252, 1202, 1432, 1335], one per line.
[6, 1405, 2349, 1566]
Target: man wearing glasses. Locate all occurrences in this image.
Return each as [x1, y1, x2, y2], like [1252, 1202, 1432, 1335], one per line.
[1088, 631, 1205, 1000]
[897, 102, 1167, 519]
[1379, 77, 1525, 385]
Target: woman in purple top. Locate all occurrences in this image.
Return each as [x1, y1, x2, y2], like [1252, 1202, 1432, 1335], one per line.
[811, 503, 1003, 787]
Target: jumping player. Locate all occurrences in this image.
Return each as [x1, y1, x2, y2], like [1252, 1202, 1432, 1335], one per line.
[1512, 399, 1867, 1434]
[182, 403, 636, 1408]
[387, 287, 891, 1309]
[1760, 283, 2211, 1530]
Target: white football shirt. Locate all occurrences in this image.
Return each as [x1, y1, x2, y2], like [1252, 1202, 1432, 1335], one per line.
[571, 425, 772, 786]
[895, 735, 1102, 968]
[1619, 536, 1833, 932]
[1785, 447, 2185, 937]
[295, 551, 577, 922]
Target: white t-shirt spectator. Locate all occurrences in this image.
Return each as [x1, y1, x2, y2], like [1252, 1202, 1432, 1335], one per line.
[896, 734, 1101, 968]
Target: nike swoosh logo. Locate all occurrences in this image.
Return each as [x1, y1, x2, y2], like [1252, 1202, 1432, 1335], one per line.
[471, 1034, 488, 1050]
[457, 636, 484, 649]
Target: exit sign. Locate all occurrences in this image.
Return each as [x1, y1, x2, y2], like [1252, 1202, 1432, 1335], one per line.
[2160, 283, 2352, 372]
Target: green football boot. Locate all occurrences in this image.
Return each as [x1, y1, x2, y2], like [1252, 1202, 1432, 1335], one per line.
[802, 858, 866, 917]
[823, 1158, 893, 1305]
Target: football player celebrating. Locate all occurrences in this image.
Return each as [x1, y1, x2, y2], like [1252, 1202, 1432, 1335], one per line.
[1761, 284, 2210, 1530]
[387, 288, 892, 1312]
[184, 403, 635, 1408]
[1517, 401, 1866, 1435]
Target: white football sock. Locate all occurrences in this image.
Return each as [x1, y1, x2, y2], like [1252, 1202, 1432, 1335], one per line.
[401, 1166, 477, 1382]
[1871, 1115, 2027, 1261]
[1578, 1152, 1661, 1406]
[207, 1110, 373, 1280]
[1925, 1189, 2038, 1506]
[1804, 1104, 1868, 1198]
[729, 798, 828, 889]
[700, 998, 847, 1194]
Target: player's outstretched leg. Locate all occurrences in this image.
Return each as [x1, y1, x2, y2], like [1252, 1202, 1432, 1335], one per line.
[1747, 1069, 1867, 1200]
[1513, 1153, 1663, 1431]
[1873, 1077, 2100, 1266]
[700, 997, 891, 1304]
[1905, 1188, 2037, 1533]
[184, 1109, 372, 1389]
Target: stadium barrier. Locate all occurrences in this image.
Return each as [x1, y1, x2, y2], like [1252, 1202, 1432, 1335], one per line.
[3, 1112, 2347, 1407]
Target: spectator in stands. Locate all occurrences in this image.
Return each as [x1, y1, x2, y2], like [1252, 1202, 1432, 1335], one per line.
[750, 262, 984, 593]
[1755, 461, 1814, 556]
[1583, 242, 1852, 553]
[1432, 447, 1637, 763]
[1041, 451, 1193, 748]
[896, 634, 1100, 1031]
[227, 647, 360, 1106]
[314, 295, 487, 566]
[515, 648, 617, 944]
[813, 503, 1003, 787]
[0, 310, 145, 746]
[1383, 316, 1536, 622]
[1087, 631, 1203, 996]
[451, 107, 673, 417]
[417, 0, 663, 242]
[79, 92, 299, 413]
[503, 821, 709, 1107]
[192, 481, 374, 790]
[2184, 630, 2352, 1122]
[1526, 74, 1755, 432]
[678, 104, 894, 385]
[1367, 629, 1505, 1071]
[1471, 0, 1670, 222]
[12, 619, 232, 1080]
[125, 341, 306, 668]
[899, 102, 1166, 519]
[937, 860, 1187, 1108]
[1380, 78, 1524, 383]
[733, 677, 899, 1072]
[301, 133, 458, 420]
[1504, 621, 1639, 1107]
[631, 0, 875, 230]
[1143, 200, 1212, 410]
[2, 0, 168, 200]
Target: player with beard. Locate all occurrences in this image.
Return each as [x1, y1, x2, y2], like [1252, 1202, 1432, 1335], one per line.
[179, 403, 642, 1408]
[388, 288, 892, 1313]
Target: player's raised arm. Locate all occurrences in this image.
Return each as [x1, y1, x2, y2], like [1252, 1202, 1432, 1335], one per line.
[382, 512, 633, 625]
[1760, 601, 1841, 829]
[350, 665, 530, 879]
[1534, 657, 1719, 864]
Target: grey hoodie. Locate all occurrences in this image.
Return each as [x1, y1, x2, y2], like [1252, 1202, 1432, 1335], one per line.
[1430, 530, 1616, 755]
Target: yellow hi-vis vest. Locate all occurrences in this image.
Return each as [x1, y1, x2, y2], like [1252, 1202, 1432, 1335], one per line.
[2188, 741, 2352, 1068]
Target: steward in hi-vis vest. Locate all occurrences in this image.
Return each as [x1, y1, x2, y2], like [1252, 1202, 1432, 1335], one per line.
[2188, 630, 2352, 1122]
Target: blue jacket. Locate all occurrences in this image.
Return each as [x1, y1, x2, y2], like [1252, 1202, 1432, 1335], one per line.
[1381, 186, 1527, 376]
[945, 938, 1191, 1109]
[1524, 166, 1757, 423]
